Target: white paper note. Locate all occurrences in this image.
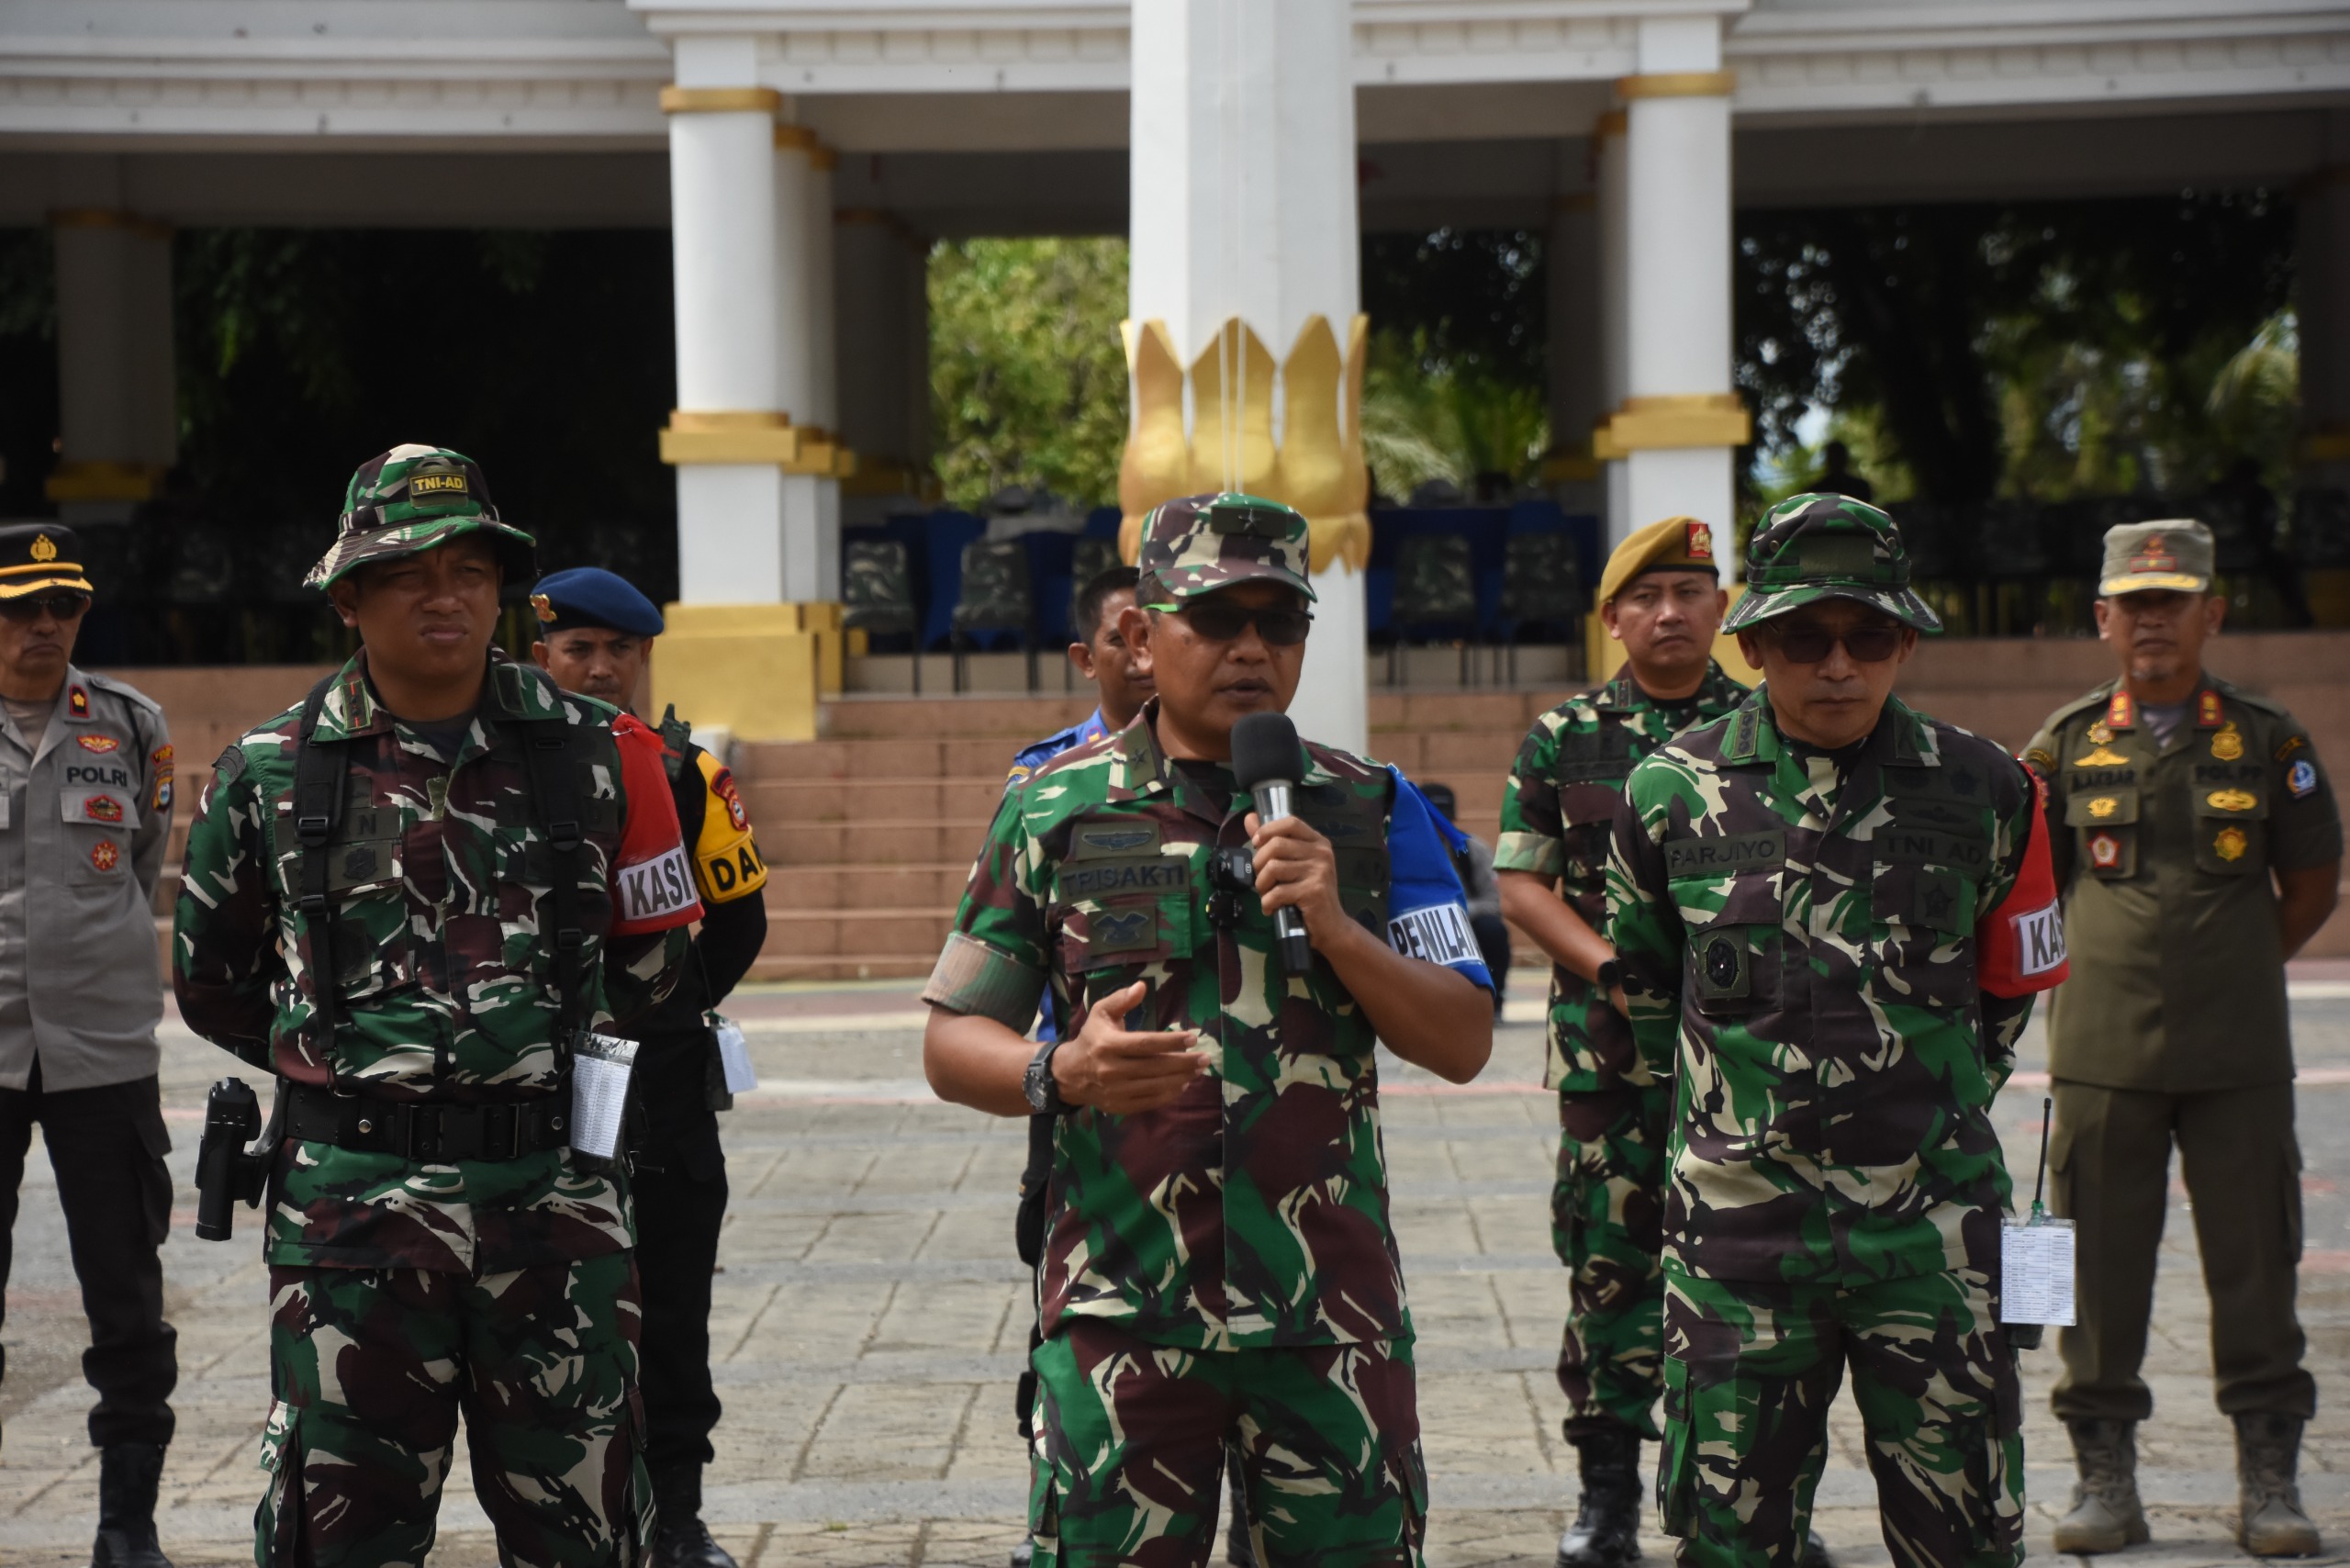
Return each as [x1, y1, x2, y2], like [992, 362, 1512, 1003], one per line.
[568, 1032, 638, 1160]
[714, 1018, 757, 1095]
[2000, 1217, 2076, 1326]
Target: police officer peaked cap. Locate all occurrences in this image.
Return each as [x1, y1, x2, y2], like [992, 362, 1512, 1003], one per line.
[0, 522, 95, 600]
[529, 568, 666, 638]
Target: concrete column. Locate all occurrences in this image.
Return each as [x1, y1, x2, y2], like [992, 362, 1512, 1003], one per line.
[659, 43, 791, 604]
[771, 122, 836, 603]
[45, 158, 178, 521]
[836, 209, 934, 519]
[2300, 111, 2350, 487]
[789, 144, 842, 604]
[1127, 0, 1368, 756]
[1594, 112, 1633, 544]
[655, 44, 828, 741]
[1598, 17, 1746, 568]
[1543, 140, 1604, 514]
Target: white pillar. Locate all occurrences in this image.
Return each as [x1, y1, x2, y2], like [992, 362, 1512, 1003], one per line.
[662, 45, 791, 603]
[1594, 112, 1634, 546]
[1602, 19, 1744, 570]
[2300, 112, 2350, 487]
[1544, 147, 1604, 513]
[771, 141, 842, 603]
[46, 159, 177, 522]
[1128, 0, 1367, 757]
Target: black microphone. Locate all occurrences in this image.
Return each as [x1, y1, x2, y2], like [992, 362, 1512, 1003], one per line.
[1230, 711, 1315, 976]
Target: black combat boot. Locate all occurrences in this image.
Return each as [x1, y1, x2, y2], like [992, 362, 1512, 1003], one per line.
[1225, 1447, 1256, 1567]
[1797, 1528, 1835, 1568]
[2236, 1412, 2322, 1557]
[651, 1462, 738, 1568]
[1557, 1425, 1642, 1568]
[90, 1442, 174, 1568]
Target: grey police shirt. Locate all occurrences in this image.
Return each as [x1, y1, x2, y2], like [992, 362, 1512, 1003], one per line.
[0, 666, 172, 1092]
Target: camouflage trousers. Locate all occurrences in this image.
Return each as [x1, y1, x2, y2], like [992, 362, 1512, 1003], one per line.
[256, 1255, 651, 1568]
[1027, 1318, 1427, 1568]
[1659, 1269, 2023, 1568]
[1550, 1083, 1669, 1440]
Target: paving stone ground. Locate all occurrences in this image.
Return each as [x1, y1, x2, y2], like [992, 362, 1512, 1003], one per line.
[6, 976, 2350, 1567]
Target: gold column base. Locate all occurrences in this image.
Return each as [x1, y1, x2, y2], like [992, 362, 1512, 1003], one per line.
[654, 602, 827, 742]
[46, 460, 167, 503]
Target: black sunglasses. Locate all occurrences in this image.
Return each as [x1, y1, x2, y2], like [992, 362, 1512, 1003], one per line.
[1178, 599, 1314, 646]
[0, 592, 91, 623]
[1764, 622, 1905, 665]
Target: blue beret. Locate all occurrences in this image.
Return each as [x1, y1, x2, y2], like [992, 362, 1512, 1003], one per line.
[530, 567, 665, 637]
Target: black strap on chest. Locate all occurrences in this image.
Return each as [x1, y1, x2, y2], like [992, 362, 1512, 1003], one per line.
[291, 670, 597, 1055]
[656, 704, 693, 784]
[292, 678, 351, 1051]
[519, 708, 589, 1045]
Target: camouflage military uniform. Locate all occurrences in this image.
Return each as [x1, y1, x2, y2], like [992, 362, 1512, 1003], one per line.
[923, 492, 1493, 1568]
[1605, 495, 2067, 1568]
[1494, 663, 1747, 1440]
[172, 446, 699, 1568]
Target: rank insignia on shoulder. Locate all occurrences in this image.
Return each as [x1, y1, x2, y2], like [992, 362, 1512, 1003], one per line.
[2087, 721, 2115, 745]
[2214, 825, 2248, 862]
[67, 685, 88, 720]
[2199, 690, 2224, 728]
[2074, 745, 2130, 767]
[2106, 692, 2135, 731]
[2088, 832, 2123, 869]
[213, 745, 248, 785]
[2289, 759, 2319, 799]
[76, 734, 119, 754]
[2211, 722, 2244, 762]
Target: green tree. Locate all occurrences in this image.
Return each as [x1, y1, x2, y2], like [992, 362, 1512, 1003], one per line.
[927, 237, 1129, 511]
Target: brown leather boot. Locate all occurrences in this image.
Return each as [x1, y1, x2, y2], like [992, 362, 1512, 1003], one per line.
[2052, 1418, 2150, 1554]
[2236, 1413, 2322, 1557]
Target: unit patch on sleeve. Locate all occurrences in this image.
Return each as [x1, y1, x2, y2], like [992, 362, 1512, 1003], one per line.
[2289, 759, 2320, 800]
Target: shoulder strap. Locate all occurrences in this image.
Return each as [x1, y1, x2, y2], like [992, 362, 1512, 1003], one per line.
[520, 702, 589, 1044]
[657, 704, 692, 784]
[293, 676, 350, 1057]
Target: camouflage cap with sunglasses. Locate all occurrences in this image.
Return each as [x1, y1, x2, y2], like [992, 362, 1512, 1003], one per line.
[1136, 492, 1317, 609]
[304, 443, 538, 590]
[0, 522, 95, 601]
[1720, 491, 1942, 634]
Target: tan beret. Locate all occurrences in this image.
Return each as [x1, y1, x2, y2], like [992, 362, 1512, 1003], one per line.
[1598, 516, 1720, 607]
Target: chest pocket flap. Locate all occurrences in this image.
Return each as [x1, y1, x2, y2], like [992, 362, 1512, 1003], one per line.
[1053, 813, 1196, 973]
[59, 785, 140, 834]
[1555, 726, 1634, 785]
[1664, 829, 1785, 1014]
[2065, 786, 2139, 827]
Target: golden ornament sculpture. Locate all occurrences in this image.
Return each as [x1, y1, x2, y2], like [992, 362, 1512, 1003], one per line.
[1117, 314, 1371, 577]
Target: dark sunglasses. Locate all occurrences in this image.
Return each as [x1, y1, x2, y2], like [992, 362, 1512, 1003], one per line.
[1764, 622, 1904, 664]
[0, 592, 91, 623]
[1178, 599, 1314, 646]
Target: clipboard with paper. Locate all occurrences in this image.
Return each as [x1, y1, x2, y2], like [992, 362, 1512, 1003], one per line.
[2002, 1095, 2076, 1329]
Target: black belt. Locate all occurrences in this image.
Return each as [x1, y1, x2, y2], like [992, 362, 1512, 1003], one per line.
[284, 1082, 571, 1162]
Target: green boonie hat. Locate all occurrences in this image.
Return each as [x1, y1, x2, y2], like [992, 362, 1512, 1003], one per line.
[304, 443, 537, 590]
[1136, 492, 1316, 609]
[2099, 519, 2213, 596]
[1721, 491, 1942, 634]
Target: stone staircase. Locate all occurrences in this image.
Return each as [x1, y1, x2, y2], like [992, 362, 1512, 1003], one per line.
[738, 689, 1573, 982]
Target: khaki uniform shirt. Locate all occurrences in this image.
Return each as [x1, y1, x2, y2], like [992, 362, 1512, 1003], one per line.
[0, 666, 173, 1092]
[2025, 674, 2343, 1092]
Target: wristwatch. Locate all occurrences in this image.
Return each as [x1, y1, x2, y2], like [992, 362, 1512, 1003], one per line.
[1024, 1036, 1074, 1115]
[1593, 958, 1624, 991]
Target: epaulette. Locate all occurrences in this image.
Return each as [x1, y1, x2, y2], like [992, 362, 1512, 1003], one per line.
[80, 669, 164, 716]
[2210, 675, 2292, 720]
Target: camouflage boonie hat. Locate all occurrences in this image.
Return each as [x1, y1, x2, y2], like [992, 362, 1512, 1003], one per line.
[305, 444, 537, 590]
[2099, 519, 2212, 596]
[1136, 492, 1316, 609]
[1721, 491, 1942, 634]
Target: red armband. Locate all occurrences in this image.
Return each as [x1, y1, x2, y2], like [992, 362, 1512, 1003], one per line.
[609, 712, 703, 935]
[1976, 771, 2067, 997]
